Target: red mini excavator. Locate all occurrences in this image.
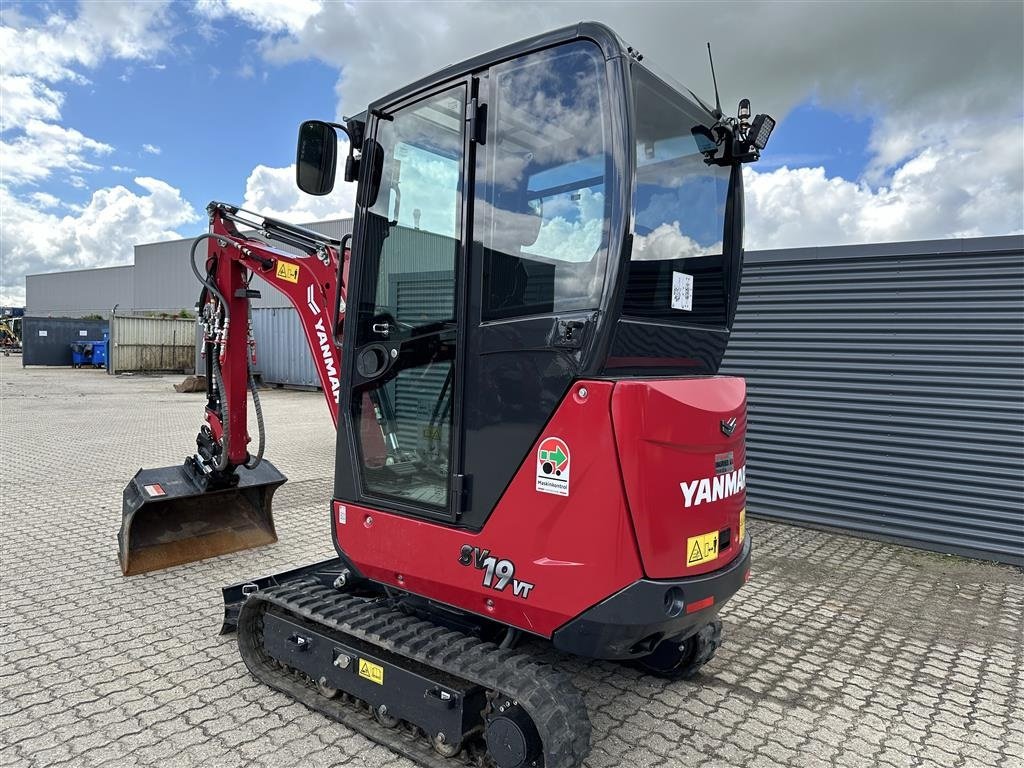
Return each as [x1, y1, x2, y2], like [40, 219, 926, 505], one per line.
[118, 23, 773, 768]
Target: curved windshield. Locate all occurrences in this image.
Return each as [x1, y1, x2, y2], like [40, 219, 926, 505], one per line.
[624, 65, 732, 328]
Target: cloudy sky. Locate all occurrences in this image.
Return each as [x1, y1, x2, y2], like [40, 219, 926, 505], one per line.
[1, 0, 1022, 306]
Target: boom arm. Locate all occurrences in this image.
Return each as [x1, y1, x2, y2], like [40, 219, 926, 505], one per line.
[194, 202, 348, 479]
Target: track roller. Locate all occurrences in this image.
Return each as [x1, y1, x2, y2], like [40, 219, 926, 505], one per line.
[235, 581, 590, 768]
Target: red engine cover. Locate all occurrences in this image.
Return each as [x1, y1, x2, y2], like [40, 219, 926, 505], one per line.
[334, 377, 745, 637]
[611, 377, 747, 578]
[334, 381, 644, 638]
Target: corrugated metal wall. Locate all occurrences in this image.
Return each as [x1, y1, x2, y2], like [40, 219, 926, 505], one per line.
[721, 235, 1024, 565]
[251, 307, 319, 387]
[110, 315, 196, 373]
[25, 265, 134, 318]
[22, 317, 108, 366]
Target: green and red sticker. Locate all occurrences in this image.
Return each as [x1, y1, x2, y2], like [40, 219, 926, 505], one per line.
[536, 437, 570, 496]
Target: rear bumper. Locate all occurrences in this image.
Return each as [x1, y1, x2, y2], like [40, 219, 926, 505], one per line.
[551, 535, 752, 660]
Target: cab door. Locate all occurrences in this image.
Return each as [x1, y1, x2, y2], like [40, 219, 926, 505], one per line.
[342, 82, 471, 521]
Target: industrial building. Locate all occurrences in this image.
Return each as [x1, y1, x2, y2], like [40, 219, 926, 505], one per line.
[25, 218, 352, 318]
[21, 230, 1024, 566]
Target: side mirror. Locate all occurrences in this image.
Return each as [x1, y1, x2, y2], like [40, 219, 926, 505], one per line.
[296, 120, 338, 196]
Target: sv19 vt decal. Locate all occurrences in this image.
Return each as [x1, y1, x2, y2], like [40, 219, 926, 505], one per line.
[458, 545, 535, 599]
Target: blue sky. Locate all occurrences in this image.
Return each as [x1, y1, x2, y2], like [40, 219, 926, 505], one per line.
[50, 16, 339, 212]
[1, 1, 1021, 306]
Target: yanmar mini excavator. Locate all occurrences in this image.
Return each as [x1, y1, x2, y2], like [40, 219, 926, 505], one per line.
[118, 23, 773, 768]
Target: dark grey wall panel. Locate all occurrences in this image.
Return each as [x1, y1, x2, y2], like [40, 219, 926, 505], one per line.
[22, 317, 108, 366]
[722, 235, 1024, 566]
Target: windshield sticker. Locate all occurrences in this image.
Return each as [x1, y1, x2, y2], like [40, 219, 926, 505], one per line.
[671, 271, 693, 311]
[536, 436, 571, 496]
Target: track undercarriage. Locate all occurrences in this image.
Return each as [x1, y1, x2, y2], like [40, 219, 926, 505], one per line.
[235, 580, 591, 768]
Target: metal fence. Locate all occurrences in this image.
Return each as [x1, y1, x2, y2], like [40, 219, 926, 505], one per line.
[722, 235, 1024, 566]
[110, 315, 196, 373]
[21, 317, 109, 366]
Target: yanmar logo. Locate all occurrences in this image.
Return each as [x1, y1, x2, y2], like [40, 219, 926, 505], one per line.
[680, 466, 746, 508]
[307, 284, 339, 404]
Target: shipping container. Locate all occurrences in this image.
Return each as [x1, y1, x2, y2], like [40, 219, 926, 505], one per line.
[22, 317, 109, 366]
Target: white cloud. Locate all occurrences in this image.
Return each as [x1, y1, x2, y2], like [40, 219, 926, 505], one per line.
[745, 123, 1024, 249]
[1, 177, 200, 305]
[0, 75, 64, 130]
[29, 192, 60, 208]
[241, 160, 355, 224]
[1, 120, 113, 185]
[205, 1, 1023, 247]
[0, 2, 173, 93]
[194, 0, 321, 35]
[141, 143, 161, 155]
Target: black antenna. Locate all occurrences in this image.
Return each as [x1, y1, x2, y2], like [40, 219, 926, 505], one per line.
[707, 42, 722, 119]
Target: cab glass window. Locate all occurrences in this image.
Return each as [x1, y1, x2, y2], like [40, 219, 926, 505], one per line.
[476, 41, 613, 321]
[623, 66, 732, 328]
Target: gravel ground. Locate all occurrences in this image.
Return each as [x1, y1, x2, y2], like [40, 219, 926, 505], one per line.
[2, 358, 1022, 768]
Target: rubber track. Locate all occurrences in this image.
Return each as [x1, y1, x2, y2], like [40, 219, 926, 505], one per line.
[236, 580, 591, 768]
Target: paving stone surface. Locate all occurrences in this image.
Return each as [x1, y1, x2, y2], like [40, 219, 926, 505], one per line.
[1, 359, 1022, 768]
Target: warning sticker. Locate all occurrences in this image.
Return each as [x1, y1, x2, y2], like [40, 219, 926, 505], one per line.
[738, 507, 746, 543]
[686, 530, 719, 567]
[358, 658, 384, 685]
[276, 261, 299, 283]
[671, 271, 693, 311]
[536, 436, 571, 496]
[143, 483, 166, 497]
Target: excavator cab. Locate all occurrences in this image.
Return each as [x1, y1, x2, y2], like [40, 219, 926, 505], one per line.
[307, 27, 770, 529]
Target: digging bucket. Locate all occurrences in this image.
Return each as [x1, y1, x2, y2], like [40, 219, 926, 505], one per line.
[118, 460, 286, 576]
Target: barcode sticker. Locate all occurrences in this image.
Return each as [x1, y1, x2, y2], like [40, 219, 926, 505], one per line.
[671, 271, 694, 311]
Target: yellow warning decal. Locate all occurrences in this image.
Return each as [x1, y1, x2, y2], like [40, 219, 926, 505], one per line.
[276, 261, 299, 283]
[738, 507, 746, 543]
[358, 658, 384, 685]
[686, 531, 720, 567]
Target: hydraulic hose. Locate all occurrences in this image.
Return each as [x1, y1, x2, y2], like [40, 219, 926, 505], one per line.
[244, 359, 265, 469]
[190, 233, 231, 320]
[191, 232, 266, 471]
[194, 232, 233, 471]
[211, 355, 231, 471]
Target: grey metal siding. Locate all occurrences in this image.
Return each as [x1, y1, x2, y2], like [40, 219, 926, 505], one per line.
[25, 265, 134, 318]
[22, 317, 108, 366]
[251, 307, 319, 387]
[131, 218, 352, 312]
[722, 235, 1024, 565]
[132, 239, 205, 313]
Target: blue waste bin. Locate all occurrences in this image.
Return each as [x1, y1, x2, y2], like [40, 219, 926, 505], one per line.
[91, 339, 107, 367]
[70, 342, 91, 367]
[71, 340, 107, 368]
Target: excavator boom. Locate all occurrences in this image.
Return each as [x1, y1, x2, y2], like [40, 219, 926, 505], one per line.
[118, 203, 348, 575]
